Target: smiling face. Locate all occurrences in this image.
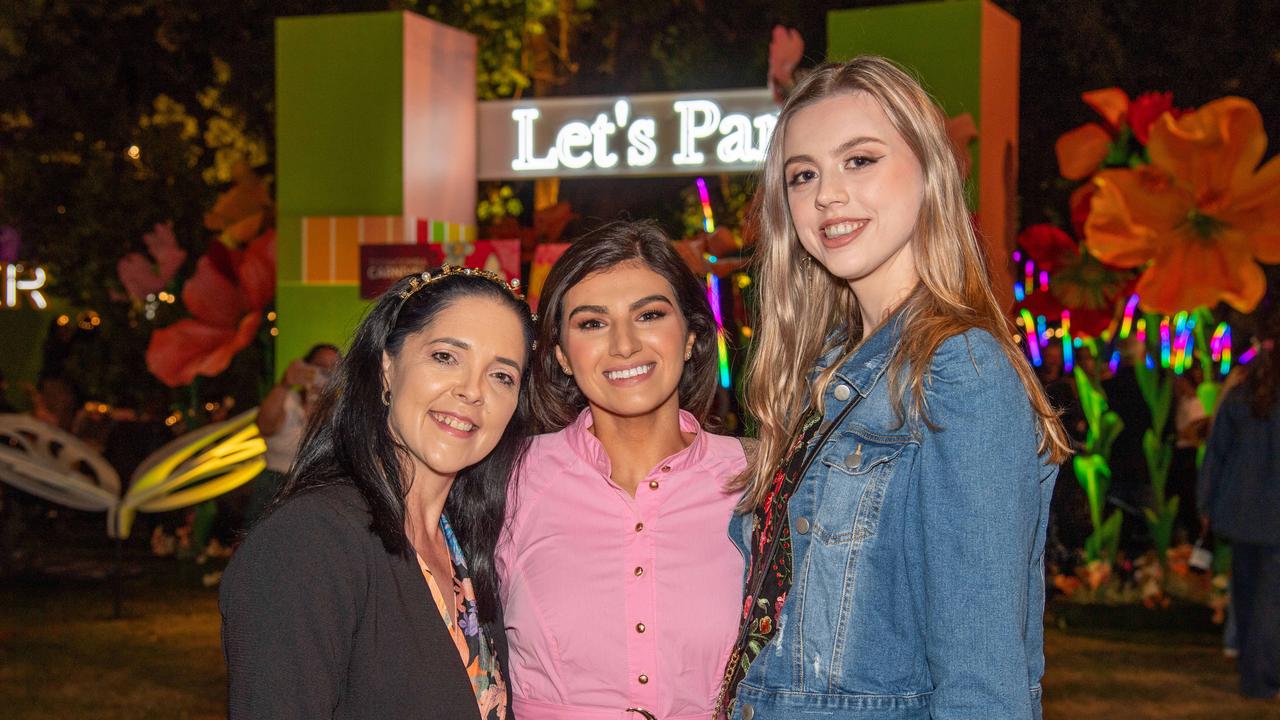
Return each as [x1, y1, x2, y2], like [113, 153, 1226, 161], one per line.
[381, 295, 527, 483]
[784, 91, 925, 301]
[555, 261, 696, 423]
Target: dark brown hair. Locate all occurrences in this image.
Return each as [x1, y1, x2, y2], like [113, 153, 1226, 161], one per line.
[530, 220, 719, 432]
[276, 270, 535, 624]
[1248, 311, 1279, 420]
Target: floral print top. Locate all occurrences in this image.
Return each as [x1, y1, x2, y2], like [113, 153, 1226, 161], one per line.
[716, 412, 822, 717]
[417, 514, 507, 720]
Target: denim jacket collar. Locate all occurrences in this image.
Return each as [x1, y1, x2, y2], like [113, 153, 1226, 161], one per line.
[815, 308, 906, 400]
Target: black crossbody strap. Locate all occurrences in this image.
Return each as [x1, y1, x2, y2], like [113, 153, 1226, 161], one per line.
[737, 391, 863, 633]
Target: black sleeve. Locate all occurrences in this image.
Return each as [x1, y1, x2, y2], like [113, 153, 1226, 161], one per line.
[219, 490, 370, 719]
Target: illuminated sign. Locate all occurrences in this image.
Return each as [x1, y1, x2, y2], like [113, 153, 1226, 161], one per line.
[477, 89, 778, 179]
[3, 263, 47, 309]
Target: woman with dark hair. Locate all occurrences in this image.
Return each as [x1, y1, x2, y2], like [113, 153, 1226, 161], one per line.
[1199, 312, 1280, 700]
[497, 221, 748, 720]
[220, 267, 534, 719]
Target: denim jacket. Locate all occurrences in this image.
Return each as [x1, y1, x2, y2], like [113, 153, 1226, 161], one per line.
[729, 316, 1058, 720]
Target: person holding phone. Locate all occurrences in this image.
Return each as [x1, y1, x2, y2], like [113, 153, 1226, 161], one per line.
[245, 343, 341, 525]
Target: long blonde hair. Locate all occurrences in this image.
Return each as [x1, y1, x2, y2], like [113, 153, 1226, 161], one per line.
[736, 56, 1069, 510]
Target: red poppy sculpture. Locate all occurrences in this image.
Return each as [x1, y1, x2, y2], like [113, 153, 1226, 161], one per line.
[145, 230, 275, 388]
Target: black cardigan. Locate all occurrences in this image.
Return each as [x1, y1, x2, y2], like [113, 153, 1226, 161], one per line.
[220, 483, 509, 719]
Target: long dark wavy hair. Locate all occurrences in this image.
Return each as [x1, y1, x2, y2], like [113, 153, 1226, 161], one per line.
[274, 270, 535, 624]
[1247, 311, 1279, 420]
[530, 220, 720, 432]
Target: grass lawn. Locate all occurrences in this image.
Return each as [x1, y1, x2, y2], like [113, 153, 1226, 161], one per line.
[2, 563, 1278, 720]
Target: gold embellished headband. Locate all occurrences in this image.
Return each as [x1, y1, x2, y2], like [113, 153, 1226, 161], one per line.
[397, 265, 526, 303]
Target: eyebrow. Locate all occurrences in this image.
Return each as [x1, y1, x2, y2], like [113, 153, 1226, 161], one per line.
[566, 294, 675, 321]
[783, 135, 885, 167]
[431, 336, 522, 371]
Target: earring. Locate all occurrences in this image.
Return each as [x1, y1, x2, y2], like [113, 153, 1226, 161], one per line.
[382, 389, 392, 406]
[561, 365, 573, 376]
[684, 351, 692, 361]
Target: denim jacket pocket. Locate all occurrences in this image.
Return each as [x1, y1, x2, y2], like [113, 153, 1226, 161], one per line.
[811, 435, 905, 546]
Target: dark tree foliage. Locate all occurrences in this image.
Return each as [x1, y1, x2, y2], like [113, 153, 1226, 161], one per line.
[1, 0, 1277, 404]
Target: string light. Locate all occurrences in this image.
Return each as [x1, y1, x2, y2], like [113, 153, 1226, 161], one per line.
[1119, 294, 1140, 338]
[1061, 311, 1073, 372]
[707, 272, 731, 388]
[1159, 317, 1171, 368]
[695, 177, 715, 233]
[1020, 309, 1042, 367]
[1171, 311, 1189, 374]
[695, 178, 731, 388]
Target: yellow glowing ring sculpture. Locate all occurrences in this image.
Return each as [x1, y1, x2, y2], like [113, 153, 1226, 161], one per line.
[115, 409, 266, 539]
[0, 414, 121, 521]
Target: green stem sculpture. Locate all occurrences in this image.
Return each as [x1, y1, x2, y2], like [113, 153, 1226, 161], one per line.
[1073, 365, 1125, 563]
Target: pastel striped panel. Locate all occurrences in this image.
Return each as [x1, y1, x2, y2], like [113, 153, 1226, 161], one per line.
[301, 215, 474, 284]
[416, 219, 477, 244]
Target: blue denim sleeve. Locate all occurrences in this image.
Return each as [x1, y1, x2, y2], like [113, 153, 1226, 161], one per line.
[915, 331, 1041, 719]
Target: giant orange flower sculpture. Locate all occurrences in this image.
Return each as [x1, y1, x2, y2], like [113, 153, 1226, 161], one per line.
[1084, 98, 1280, 315]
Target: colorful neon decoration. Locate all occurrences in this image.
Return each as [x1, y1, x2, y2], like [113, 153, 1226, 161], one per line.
[695, 177, 715, 233]
[1211, 323, 1232, 376]
[696, 178, 731, 389]
[1019, 309, 1042, 367]
[1119, 294, 1140, 338]
[1061, 311, 1074, 372]
[1159, 317, 1171, 369]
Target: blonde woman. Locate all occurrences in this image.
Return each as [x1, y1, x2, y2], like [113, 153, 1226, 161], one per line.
[717, 57, 1070, 720]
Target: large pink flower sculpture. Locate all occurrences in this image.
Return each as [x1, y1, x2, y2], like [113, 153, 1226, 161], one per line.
[145, 230, 275, 387]
[117, 221, 187, 303]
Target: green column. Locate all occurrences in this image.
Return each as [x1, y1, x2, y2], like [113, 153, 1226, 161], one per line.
[274, 11, 476, 373]
[828, 0, 1019, 307]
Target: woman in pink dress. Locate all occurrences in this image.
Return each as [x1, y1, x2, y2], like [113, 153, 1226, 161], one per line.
[498, 221, 747, 720]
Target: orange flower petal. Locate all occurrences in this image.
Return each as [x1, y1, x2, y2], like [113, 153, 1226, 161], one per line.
[1232, 153, 1280, 215]
[1082, 88, 1130, 129]
[204, 167, 271, 232]
[1056, 123, 1112, 180]
[219, 212, 265, 248]
[1137, 242, 1266, 315]
[1084, 169, 1187, 267]
[1147, 97, 1267, 205]
[1222, 155, 1280, 263]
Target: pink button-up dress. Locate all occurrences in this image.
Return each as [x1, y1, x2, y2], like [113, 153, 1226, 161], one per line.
[497, 408, 746, 720]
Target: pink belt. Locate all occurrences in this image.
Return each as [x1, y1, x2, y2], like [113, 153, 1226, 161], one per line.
[513, 697, 715, 720]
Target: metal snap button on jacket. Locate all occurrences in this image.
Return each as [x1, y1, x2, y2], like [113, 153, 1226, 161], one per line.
[833, 383, 852, 401]
[796, 516, 811, 535]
